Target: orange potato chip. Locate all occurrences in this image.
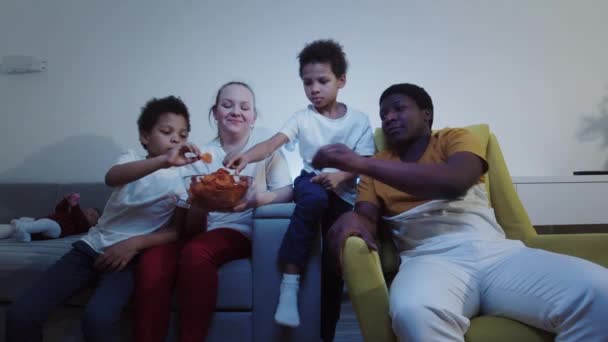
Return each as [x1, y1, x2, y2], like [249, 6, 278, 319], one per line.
[187, 168, 252, 210]
[200, 152, 213, 163]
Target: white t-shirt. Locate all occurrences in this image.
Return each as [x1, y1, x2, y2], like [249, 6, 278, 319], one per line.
[187, 131, 292, 238]
[279, 104, 375, 204]
[82, 150, 188, 253]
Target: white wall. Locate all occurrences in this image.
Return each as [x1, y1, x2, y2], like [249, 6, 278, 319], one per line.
[1, 0, 607, 182]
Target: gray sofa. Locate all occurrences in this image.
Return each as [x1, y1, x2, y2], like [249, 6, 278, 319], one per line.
[0, 183, 321, 342]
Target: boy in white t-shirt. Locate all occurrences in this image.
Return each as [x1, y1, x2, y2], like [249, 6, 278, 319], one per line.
[7, 96, 200, 342]
[226, 40, 375, 339]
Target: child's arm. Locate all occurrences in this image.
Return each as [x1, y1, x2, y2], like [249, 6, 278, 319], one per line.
[105, 143, 200, 187]
[94, 207, 185, 272]
[224, 133, 290, 173]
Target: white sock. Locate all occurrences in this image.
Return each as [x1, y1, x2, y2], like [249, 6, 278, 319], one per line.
[274, 274, 301, 328]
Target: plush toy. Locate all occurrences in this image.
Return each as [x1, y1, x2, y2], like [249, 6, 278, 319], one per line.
[0, 193, 100, 242]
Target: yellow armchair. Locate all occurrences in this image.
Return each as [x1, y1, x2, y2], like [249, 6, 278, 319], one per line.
[344, 124, 608, 341]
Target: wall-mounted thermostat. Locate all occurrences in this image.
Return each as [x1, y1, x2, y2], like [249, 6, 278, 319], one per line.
[0, 55, 47, 74]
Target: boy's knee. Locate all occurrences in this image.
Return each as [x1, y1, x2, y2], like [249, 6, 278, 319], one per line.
[296, 187, 329, 211]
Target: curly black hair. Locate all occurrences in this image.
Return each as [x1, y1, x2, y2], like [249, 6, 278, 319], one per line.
[379, 83, 434, 129]
[137, 96, 191, 149]
[298, 39, 348, 78]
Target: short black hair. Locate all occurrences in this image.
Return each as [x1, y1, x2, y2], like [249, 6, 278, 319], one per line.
[379, 83, 434, 128]
[298, 39, 348, 78]
[137, 96, 191, 148]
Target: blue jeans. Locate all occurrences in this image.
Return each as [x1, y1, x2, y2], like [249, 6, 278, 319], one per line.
[6, 240, 136, 342]
[278, 170, 353, 341]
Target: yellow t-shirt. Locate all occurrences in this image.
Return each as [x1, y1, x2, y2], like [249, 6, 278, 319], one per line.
[356, 128, 487, 217]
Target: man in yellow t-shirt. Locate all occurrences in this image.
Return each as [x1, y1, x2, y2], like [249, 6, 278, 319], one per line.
[312, 83, 608, 341]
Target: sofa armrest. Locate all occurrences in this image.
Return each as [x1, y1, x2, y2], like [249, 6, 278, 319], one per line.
[251, 203, 321, 342]
[525, 233, 608, 268]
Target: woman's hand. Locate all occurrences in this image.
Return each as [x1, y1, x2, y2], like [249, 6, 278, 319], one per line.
[94, 236, 142, 272]
[327, 211, 378, 274]
[232, 193, 259, 212]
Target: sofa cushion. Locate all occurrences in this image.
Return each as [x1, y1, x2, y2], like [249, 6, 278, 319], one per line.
[55, 183, 113, 214]
[0, 235, 81, 302]
[0, 236, 252, 310]
[0, 183, 60, 222]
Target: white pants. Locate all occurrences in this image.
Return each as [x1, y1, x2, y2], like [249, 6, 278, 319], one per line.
[389, 239, 608, 341]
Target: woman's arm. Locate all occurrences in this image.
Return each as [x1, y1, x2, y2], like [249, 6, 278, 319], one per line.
[254, 185, 293, 207]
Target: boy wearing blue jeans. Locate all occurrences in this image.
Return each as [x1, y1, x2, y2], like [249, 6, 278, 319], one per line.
[6, 96, 200, 342]
[226, 39, 374, 341]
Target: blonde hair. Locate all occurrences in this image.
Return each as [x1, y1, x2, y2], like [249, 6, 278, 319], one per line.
[208, 81, 258, 139]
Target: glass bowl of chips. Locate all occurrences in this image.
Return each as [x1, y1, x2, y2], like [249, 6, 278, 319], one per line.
[184, 169, 253, 211]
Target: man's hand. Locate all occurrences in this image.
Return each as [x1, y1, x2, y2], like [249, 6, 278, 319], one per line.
[94, 237, 141, 272]
[327, 211, 378, 274]
[311, 172, 347, 191]
[223, 153, 250, 174]
[164, 143, 201, 167]
[312, 143, 365, 173]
